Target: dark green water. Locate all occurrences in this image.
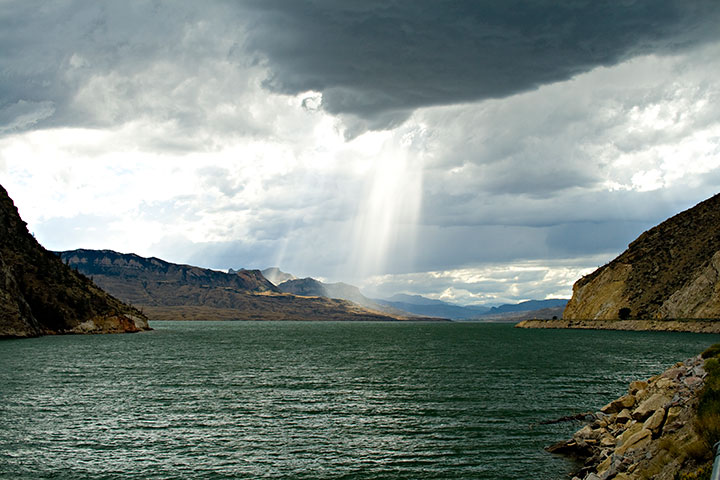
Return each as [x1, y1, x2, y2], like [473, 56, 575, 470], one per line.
[0, 321, 717, 479]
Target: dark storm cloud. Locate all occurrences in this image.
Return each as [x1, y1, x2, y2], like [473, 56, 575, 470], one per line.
[241, 0, 720, 131]
[3, 1, 719, 138]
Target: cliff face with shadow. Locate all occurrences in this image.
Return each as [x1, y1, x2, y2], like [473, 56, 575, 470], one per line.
[0, 185, 149, 338]
[564, 193, 720, 321]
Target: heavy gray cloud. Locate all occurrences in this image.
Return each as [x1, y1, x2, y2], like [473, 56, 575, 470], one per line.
[3, 1, 720, 138]
[241, 0, 720, 133]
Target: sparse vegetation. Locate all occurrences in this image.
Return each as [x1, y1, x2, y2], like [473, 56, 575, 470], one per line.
[677, 343, 720, 479]
[676, 464, 712, 480]
[696, 345, 720, 447]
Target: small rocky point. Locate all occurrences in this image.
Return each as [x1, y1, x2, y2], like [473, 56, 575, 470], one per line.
[550, 355, 708, 480]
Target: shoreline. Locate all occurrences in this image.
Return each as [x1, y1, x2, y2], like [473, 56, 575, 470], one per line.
[515, 319, 720, 334]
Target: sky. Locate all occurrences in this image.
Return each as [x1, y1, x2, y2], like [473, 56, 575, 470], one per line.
[1, 1, 720, 305]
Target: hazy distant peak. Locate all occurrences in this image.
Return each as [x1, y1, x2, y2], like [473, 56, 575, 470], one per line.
[261, 267, 297, 286]
[385, 293, 448, 306]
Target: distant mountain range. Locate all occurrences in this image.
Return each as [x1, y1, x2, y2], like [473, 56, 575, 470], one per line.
[485, 299, 568, 315]
[252, 272, 567, 321]
[374, 295, 489, 320]
[59, 250, 428, 322]
[376, 295, 567, 321]
[55, 249, 566, 323]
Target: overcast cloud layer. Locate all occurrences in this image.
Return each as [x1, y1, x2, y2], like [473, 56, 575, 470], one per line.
[1, 1, 719, 304]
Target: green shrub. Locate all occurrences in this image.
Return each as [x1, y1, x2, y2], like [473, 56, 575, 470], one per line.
[701, 343, 720, 359]
[697, 344, 720, 448]
[702, 343, 720, 359]
[675, 464, 712, 480]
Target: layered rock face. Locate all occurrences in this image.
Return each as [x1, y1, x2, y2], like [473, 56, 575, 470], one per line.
[565, 193, 720, 320]
[61, 249, 279, 304]
[0, 186, 149, 338]
[552, 355, 707, 480]
[59, 249, 424, 322]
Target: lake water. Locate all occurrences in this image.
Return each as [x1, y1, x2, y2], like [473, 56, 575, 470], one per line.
[1, 321, 717, 479]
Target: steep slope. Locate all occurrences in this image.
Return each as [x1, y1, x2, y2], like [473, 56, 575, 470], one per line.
[564, 193, 720, 320]
[60, 250, 426, 322]
[0, 186, 149, 338]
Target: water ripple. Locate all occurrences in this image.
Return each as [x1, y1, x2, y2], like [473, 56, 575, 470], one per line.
[0, 322, 716, 479]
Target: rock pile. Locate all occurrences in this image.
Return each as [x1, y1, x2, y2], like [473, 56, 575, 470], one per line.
[549, 355, 709, 480]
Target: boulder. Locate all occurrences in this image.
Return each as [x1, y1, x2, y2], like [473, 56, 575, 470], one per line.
[601, 394, 636, 414]
[616, 409, 632, 424]
[655, 377, 676, 390]
[664, 406, 684, 429]
[600, 433, 616, 448]
[574, 424, 596, 442]
[629, 380, 648, 394]
[643, 408, 665, 434]
[683, 376, 703, 389]
[634, 388, 649, 402]
[661, 367, 684, 380]
[615, 428, 652, 456]
[633, 394, 671, 420]
[692, 364, 706, 378]
[617, 421, 643, 446]
[596, 454, 613, 474]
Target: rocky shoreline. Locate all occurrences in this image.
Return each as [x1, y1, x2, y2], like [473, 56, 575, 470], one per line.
[549, 354, 710, 480]
[516, 318, 720, 334]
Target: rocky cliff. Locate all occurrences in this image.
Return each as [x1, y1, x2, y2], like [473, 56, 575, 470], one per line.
[564, 193, 720, 320]
[61, 249, 279, 305]
[0, 186, 149, 338]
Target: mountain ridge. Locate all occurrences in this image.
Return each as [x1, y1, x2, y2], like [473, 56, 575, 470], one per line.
[60, 249, 434, 322]
[376, 295, 566, 320]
